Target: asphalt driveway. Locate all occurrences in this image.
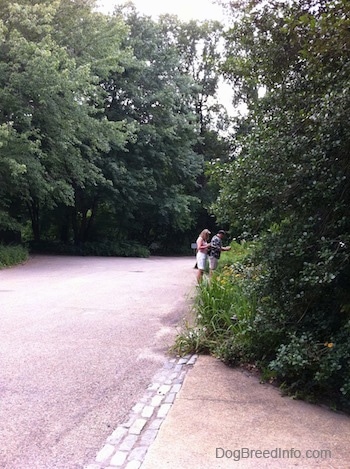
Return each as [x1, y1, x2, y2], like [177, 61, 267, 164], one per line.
[0, 255, 196, 468]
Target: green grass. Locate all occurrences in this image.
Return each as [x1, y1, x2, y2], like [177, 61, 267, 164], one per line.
[172, 241, 258, 358]
[0, 244, 28, 269]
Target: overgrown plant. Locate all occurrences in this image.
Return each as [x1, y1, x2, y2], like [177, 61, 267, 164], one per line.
[0, 244, 28, 269]
[208, 0, 350, 411]
[172, 242, 258, 358]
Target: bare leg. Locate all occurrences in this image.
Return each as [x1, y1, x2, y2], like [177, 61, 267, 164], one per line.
[197, 269, 204, 283]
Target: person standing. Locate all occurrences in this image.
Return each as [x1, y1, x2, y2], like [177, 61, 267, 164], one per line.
[196, 229, 211, 283]
[209, 230, 231, 276]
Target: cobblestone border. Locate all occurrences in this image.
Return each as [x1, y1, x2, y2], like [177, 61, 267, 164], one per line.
[84, 354, 198, 469]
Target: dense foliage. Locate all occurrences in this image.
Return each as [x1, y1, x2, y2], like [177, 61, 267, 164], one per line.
[0, 0, 226, 254]
[208, 0, 350, 408]
[0, 243, 28, 268]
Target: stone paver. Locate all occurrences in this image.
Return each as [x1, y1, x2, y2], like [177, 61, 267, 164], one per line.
[84, 355, 197, 469]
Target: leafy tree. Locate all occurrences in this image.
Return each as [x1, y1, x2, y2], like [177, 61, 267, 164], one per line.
[0, 0, 232, 252]
[47, 0, 135, 244]
[103, 5, 204, 249]
[0, 0, 132, 243]
[212, 0, 350, 405]
[170, 15, 232, 233]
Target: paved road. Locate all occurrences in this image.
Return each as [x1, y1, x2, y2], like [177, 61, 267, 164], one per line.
[0, 255, 196, 469]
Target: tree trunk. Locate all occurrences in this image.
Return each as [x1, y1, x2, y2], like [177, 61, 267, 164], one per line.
[26, 200, 41, 242]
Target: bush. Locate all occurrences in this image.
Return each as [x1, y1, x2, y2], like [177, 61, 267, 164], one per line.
[28, 240, 150, 257]
[219, 241, 350, 410]
[174, 239, 350, 411]
[173, 242, 258, 358]
[268, 327, 350, 410]
[243, 227, 350, 409]
[206, 0, 350, 410]
[0, 244, 28, 269]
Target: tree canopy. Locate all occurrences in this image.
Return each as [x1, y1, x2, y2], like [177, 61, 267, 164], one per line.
[0, 0, 227, 252]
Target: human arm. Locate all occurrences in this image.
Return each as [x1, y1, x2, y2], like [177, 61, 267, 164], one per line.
[197, 236, 210, 252]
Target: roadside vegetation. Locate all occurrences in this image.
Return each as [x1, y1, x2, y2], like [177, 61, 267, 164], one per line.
[174, 239, 350, 412]
[174, 0, 350, 412]
[173, 243, 256, 358]
[173, 242, 256, 355]
[0, 244, 28, 269]
[27, 240, 150, 258]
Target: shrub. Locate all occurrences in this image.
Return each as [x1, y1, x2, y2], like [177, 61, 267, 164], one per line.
[268, 327, 350, 411]
[28, 240, 150, 257]
[173, 242, 258, 358]
[207, 0, 350, 410]
[174, 239, 350, 411]
[0, 244, 28, 269]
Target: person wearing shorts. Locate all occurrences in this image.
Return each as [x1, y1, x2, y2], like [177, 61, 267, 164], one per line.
[196, 228, 211, 282]
[209, 230, 231, 275]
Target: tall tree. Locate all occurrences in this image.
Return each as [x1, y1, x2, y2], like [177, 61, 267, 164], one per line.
[163, 15, 232, 233]
[103, 5, 203, 248]
[0, 0, 132, 242]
